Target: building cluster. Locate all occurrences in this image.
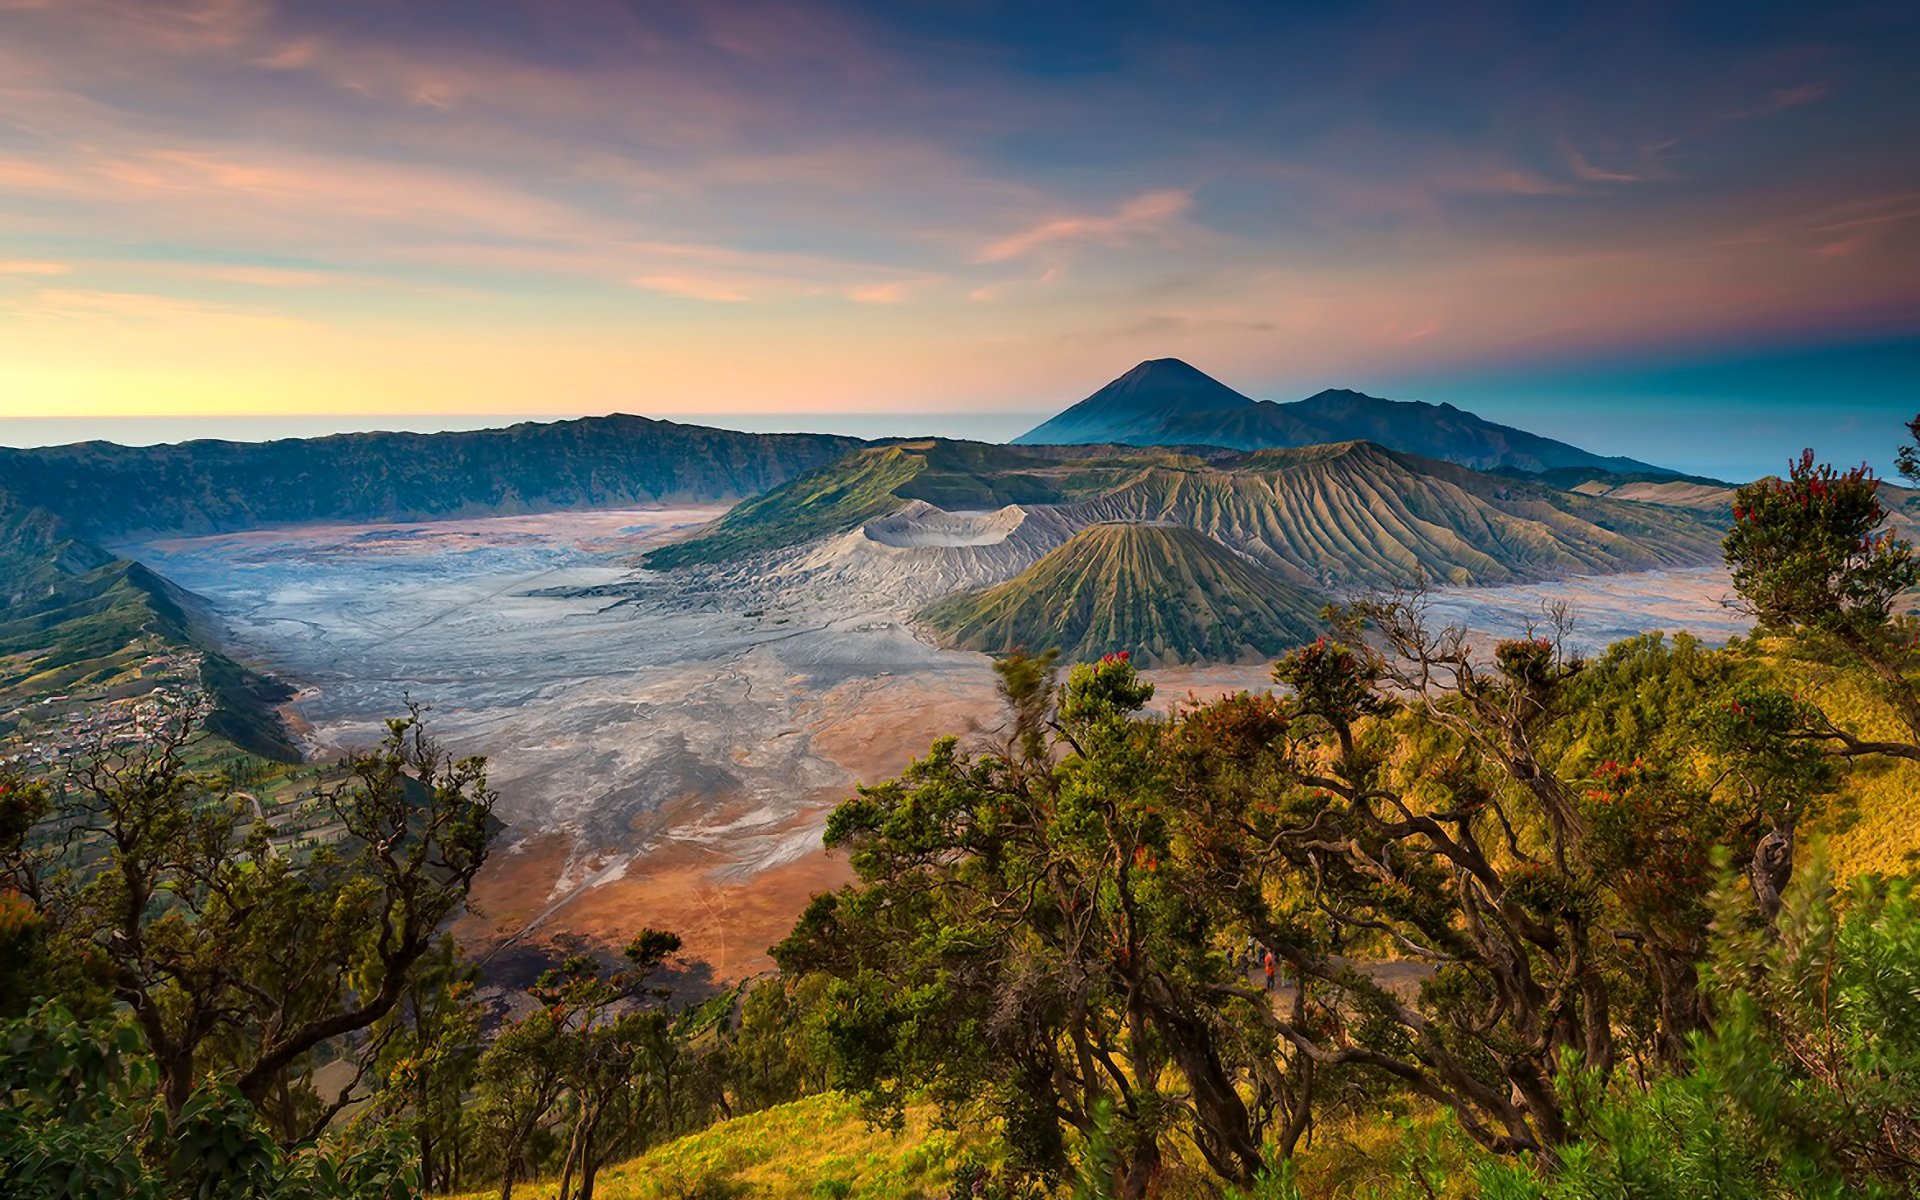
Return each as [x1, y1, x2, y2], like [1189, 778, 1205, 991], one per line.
[1, 651, 212, 769]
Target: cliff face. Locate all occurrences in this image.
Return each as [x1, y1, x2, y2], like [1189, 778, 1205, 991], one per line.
[0, 415, 866, 540]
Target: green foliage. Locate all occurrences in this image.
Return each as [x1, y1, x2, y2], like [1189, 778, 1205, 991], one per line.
[0, 1002, 157, 1197]
[782, 653, 1309, 1195]
[0, 708, 497, 1133]
[1472, 856, 1920, 1199]
[0, 1001, 418, 1200]
[646, 443, 933, 568]
[1726, 450, 1918, 638]
[474, 928, 715, 1199]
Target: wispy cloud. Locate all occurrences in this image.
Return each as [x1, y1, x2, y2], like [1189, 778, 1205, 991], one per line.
[629, 275, 753, 303]
[0, 0, 1912, 418]
[4, 287, 313, 332]
[977, 189, 1192, 264]
[1719, 81, 1830, 123]
[1559, 141, 1643, 184]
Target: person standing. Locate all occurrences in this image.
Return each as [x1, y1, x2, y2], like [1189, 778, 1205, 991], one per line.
[1263, 950, 1276, 992]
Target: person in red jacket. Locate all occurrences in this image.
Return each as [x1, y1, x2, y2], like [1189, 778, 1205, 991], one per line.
[1263, 950, 1276, 991]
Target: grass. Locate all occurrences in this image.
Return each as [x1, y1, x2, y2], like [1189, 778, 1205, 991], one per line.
[452, 1092, 982, 1200]
[1772, 642, 1920, 881]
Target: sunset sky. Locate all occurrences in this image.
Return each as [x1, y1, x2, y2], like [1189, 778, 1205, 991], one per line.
[1, 0, 1916, 476]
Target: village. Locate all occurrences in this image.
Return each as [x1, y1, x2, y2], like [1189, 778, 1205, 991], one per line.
[0, 647, 213, 770]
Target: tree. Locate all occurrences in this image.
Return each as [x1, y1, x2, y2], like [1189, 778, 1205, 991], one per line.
[1211, 608, 1826, 1161]
[706, 973, 836, 1117]
[0, 706, 497, 1127]
[1474, 854, 1920, 1199]
[0, 1000, 420, 1200]
[369, 936, 484, 1194]
[475, 929, 686, 1200]
[1725, 449, 1920, 759]
[782, 610, 1831, 1191]
[778, 654, 1297, 1197]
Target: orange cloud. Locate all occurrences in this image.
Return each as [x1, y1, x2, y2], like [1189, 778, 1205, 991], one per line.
[629, 275, 754, 303]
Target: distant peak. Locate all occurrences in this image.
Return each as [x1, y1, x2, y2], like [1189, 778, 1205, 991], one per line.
[1118, 357, 1212, 382]
[1296, 387, 1392, 406]
[1088, 358, 1252, 405]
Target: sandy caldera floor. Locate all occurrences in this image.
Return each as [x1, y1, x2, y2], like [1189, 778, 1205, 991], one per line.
[130, 512, 1749, 985]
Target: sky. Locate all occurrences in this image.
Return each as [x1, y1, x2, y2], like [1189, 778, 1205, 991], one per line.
[0, 0, 1916, 478]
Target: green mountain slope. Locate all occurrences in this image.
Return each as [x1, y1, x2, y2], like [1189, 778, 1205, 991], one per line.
[1076, 442, 1724, 588]
[0, 490, 297, 760]
[644, 440, 1153, 568]
[1015, 358, 1672, 475]
[921, 523, 1325, 666]
[0, 415, 865, 541]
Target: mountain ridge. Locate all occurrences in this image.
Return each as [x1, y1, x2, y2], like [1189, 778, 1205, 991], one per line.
[1, 414, 867, 542]
[649, 436, 1724, 592]
[1014, 359, 1673, 475]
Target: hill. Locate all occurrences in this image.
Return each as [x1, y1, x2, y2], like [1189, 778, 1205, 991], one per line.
[0, 496, 298, 761]
[1077, 441, 1724, 589]
[1015, 358, 1674, 475]
[921, 523, 1326, 665]
[0, 415, 865, 542]
[643, 439, 1154, 569]
[653, 437, 1725, 594]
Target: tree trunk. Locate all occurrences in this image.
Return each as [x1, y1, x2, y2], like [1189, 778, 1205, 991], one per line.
[1117, 1140, 1161, 1200]
[1277, 1057, 1315, 1160]
[578, 1118, 600, 1200]
[1750, 826, 1794, 921]
[556, 1134, 577, 1200]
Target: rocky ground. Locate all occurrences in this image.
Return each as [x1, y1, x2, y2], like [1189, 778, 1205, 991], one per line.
[129, 510, 1750, 985]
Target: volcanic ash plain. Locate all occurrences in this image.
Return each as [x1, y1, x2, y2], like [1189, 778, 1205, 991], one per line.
[129, 508, 1749, 982]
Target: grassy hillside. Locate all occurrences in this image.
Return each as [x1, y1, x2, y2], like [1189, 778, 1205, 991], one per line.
[644, 443, 933, 569]
[922, 522, 1325, 665]
[0, 554, 298, 761]
[0, 485, 297, 761]
[452, 1092, 979, 1200]
[1767, 640, 1920, 881]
